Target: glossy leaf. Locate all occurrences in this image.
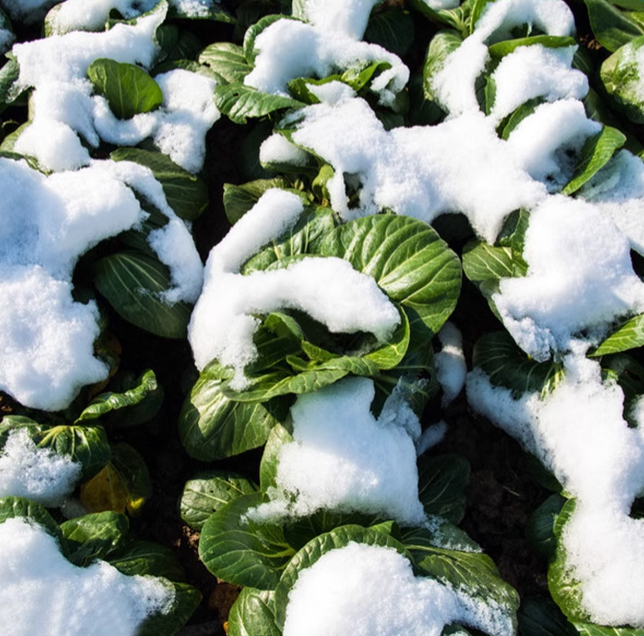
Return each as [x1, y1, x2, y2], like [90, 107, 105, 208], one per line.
[473, 331, 564, 396]
[583, 0, 644, 51]
[0, 496, 64, 547]
[111, 148, 209, 221]
[61, 511, 129, 567]
[108, 538, 185, 581]
[417, 454, 470, 524]
[94, 251, 192, 339]
[199, 42, 251, 83]
[320, 214, 462, 343]
[80, 443, 151, 516]
[488, 35, 576, 58]
[574, 623, 644, 636]
[259, 424, 293, 493]
[591, 313, 644, 356]
[87, 58, 163, 120]
[424, 30, 464, 101]
[563, 126, 626, 194]
[243, 14, 288, 65]
[76, 369, 162, 427]
[180, 470, 259, 531]
[199, 492, 296, 589]
[601, 35, 644, 123]
[518, 596, 579, 636]
[214, 83, 305, 124]
[526, 494, 566, 559]
[223, 178, 290, 225]
[178, 363, 285, 461]
[228, 588, 281, 636]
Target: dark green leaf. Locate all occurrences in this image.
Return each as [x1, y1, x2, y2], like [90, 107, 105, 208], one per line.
[108, 538, 185, 580]
[563, 126, 627, 195]
[583, 0, 644, 51]
[214, 83, 305, 124]
[0, 496, 65, 547]
[223, 179, 290, 225]
[111, 148, 209, 220]
[178, 362, 285, 461]
[228, 588, 281, 636]
[180, 470, 259, 531]
[518, 596, 579, 636]
[137, 581, 201, 636]
[417, 454, 470, 524]
[75, 369, 162, 427]
[473, 332, 564, 396]
[526, 494, 566, 559]
[199, 492, 296, 589]
[61, 511, 129, 567]
[155, 24, 204, 63]
[365, 8, 415, 58]
[94, 251, 192, 339]
[199, 42, 252, 83]
[501, 98, 546, 139]
[488, 36, 577, 58]
[87, 58, 163, 120]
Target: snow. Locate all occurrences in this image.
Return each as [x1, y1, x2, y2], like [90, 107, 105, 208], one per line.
[12, 6, 218, 173]
[435, 322, 467, 407]
[283, 542, 514, 636]
[188, 189, 400, 386]
[244, 1, 408, 107]
[0, 156, 203, 410]
[467, 351, 644, 626]
[421, 0, 460, 9]
[0, 517, 174, 636]
[250, 377, 426, 525]
[260, 133, 311, 167]
[0, 429, 82, 507]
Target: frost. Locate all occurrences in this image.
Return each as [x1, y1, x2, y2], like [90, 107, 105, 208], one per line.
[0, 517, 175, 636]
[250, 377, 426, 525]
[283, 542, 514, 636]
[0, 429, 82, 507]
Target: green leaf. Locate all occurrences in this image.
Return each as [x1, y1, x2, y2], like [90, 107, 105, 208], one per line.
[274, 525, 409, 628]
[0, 58, 21, 112]
[107, 538, 185, 580]
[526, 494, 566, 559]
[155, 24, 204, 63]
[365, 8, 415, 58]
[417, 454, 470, 524]
[243, 15, 289, 66]
[228, 588, 281, 636]
[488, 35, 577, 58]
[320, 214, 462, 343]
[548, 499, 589, 623]
[110, 148, 209, 220]
[180, 470, 259, 531]
[0, 496, 65, 547]
[199, 492, 296, 589]
[473, 331, 564, 396]
[601, 35, 644, 123]
[223, 179, 290, 225]
[470, 0, 495, 32]
[87, 58, 163, 120]
[94, 251, 192, 339]
[259, 424, 293, 493]
[424, 30, 464, 101]
[199, 42, 252, 83]
[501, 97, 545, 139]
[574, 623, 644, 636]
[61, 511, 129, 567]
[178, 362, 285, 461]
[137, 581, 201, 636]
[75, 369, 162, 427]
[583, 0, 644, 51]
[463, 242, 516, 286]
[563, 126, 627, 195]
[214, 83, 305, 124]
[0, 416, 110, 481]
[591, 313, 644, 356]
[518, 596, 579, 636]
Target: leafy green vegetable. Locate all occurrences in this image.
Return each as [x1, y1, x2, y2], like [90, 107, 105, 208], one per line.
[601, 35, 644, 123]
[228, 588, 281, 636]
[61, 511, 129, 567]
[214, 83, 305, 124]
[417, 454, 470, 523]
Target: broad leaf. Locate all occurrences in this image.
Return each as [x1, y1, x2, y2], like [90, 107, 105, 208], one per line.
[228, 588, 281, 636]
[320, 214, 462, 343]
[583, 0, 644, 51]
[564, 126, 627, 194]
[473, 331, 564, 396]
[0, 58, 21, 112]
[417, 454, 470, 524]
[259, 424, 293, 493]
[94, 251, 192, 339]
[243, 15, 289, 66]
[365, 8, 415, 58]
[75, 369, 163, 428]
[601, 35, 644, 123]
[526, 494, 566, 559]
[80, 443, 151, 516]
[108, 538, 185, 580]
[591, 313, 644, 356]
[574, 623, 644, 636]
[274, 525, 409, 628]
[223, 179, 290, 225]
[111, 148, 209, 220]
[199, 42, 251, 83]
[488, 35, 576, 58]
[0, 496, 64, 547]
[178, 363, 286, 461]
[180, 470, 259, 531]
[214, 83, 305, 124]
[137, 581, 201, 636]
[424, 30, 464, 101]
[87, 58, 163, 120]
[61, 511, 129, 567]
[199, 492, 296, 589]
[518, 596, 579, 636]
